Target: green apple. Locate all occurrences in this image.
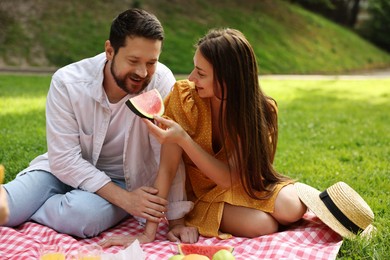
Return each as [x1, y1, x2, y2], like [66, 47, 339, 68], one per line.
[212, 249, 235, 260]
[168, 254, 185, 260]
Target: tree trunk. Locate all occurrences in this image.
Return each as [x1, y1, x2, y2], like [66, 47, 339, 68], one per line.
[349, 0, 361, 27]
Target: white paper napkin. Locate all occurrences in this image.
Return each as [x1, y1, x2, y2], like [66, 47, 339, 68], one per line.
[101, 240, 145, 260]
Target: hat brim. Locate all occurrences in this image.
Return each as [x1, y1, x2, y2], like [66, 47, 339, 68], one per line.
[294, 182, 373, 239]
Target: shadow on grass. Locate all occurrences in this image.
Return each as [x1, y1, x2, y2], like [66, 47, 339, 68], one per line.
[0, 75, 50, 98]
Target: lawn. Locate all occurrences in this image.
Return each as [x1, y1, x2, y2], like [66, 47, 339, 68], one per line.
[0, 74, 389, 259]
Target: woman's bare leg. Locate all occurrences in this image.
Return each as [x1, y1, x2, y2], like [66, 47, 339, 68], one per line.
[219, 184, 306, 237]
[271, 184, 307, 225]
[220, 204, 278, 237]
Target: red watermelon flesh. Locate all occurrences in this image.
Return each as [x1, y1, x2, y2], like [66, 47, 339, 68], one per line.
[125, 89, 164, 120]
[178, 244, 233, 259]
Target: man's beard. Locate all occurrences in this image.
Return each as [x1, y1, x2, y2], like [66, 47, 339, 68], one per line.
[110, 57, 151, 95]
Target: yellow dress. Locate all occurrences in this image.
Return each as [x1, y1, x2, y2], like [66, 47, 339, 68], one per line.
[164, 80, 290, 238]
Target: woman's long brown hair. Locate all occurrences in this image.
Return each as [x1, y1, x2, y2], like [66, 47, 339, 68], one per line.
[196, 28, 290, 199]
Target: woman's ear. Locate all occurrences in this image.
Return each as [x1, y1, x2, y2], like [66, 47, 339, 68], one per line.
[105, 40, 114, 61]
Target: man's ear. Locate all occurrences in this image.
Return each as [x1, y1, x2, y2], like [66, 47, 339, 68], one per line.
[105, 40, 114, 61]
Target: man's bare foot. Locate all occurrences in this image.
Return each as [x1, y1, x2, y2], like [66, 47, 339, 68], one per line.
[0, 165, 9, 225]
[0, 185, 9, 225]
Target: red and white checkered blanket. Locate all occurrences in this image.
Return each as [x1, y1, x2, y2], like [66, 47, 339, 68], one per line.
[0, 212, 342, 260]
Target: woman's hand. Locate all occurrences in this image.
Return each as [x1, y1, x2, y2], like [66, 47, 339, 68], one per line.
[99, 233, 154, 248]
[142, 116, 188, 146]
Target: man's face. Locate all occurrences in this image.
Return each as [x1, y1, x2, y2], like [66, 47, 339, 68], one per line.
[110, 36, 162, 95]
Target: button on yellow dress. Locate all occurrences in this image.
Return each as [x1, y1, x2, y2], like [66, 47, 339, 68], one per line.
[164, 80, 290, 238]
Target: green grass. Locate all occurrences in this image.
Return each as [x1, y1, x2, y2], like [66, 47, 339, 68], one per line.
[263, 78, 390, 259]
[0, 74, 389, 259]
[0, 75, 49, 180]
[1, 0, 390, 74]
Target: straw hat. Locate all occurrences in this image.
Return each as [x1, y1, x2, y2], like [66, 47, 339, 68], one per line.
[294, 181, 375, 239]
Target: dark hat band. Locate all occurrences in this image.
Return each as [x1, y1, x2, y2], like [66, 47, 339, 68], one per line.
[319, 190, 363, 234]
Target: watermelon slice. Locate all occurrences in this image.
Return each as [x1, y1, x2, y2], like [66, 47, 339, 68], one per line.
[178, 244, 234, 259]
[125, 89, 164, 120]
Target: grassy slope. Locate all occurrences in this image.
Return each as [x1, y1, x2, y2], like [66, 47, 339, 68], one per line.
[151, 0, 390, 74]
[1, 0, 389, 74]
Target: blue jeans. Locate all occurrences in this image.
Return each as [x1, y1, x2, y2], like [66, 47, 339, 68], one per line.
[3, 170, 129, 238]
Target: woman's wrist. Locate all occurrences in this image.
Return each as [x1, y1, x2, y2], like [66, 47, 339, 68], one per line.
[178, 130, 190, 148]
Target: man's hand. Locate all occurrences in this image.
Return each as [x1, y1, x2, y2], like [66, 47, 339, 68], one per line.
[126, 186, 168, 222]
[167, 219, 199, 244]
[96, 182, 168, 222]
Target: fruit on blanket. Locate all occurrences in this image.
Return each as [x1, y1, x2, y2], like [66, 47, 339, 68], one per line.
[178, 244, 233, 259]
[212, 249, 235, 260]
[183, 254, 210, 260]
[125, 89, 164, 120]
[40, 252, 65, 260]
[168, 255, 185, 260]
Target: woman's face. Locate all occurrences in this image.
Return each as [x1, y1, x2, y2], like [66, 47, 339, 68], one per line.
[188, 49, 216, 98]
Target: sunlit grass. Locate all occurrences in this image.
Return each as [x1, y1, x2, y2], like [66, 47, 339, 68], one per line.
[0, 75, 50, 180]
[0, 74, 389, 259]
[262, 78, 390, 260]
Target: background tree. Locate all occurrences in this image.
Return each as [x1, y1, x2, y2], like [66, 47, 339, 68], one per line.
[289, 0, 362, 28]
[289, 0, 390, 52]
[358, 0, 390, 52]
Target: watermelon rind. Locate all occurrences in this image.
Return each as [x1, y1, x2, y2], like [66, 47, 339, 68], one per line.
[125, 89, 164, 120]
[178, 244, 233, 259]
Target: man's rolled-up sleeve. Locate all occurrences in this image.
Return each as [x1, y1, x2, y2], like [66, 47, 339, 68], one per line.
[165, 160, 194, 220]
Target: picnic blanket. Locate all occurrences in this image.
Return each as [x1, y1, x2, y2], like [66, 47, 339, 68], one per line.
[0, 211, 342, 260]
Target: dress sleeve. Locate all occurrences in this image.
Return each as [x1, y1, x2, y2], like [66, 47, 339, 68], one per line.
[164, 80, 201, 136]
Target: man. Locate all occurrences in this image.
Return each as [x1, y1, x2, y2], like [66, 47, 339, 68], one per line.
[1, 8, 197, 243]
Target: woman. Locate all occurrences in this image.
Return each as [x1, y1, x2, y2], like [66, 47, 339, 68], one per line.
[145, 28, 307, 239]
[101, 28, 306, 246]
